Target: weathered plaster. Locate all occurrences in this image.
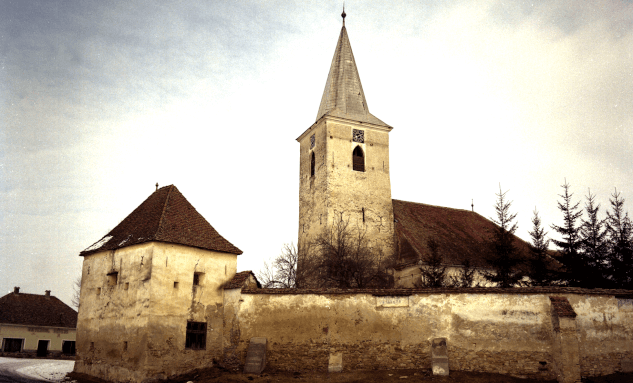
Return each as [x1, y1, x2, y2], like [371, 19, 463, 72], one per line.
[74, 242, 237, 382]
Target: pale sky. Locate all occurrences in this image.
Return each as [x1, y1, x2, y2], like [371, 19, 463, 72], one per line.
[1, 0, 632, 306]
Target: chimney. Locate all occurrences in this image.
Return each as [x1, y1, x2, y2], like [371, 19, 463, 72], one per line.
[45, 290, 51, 298]
[13, 287, 19, 294]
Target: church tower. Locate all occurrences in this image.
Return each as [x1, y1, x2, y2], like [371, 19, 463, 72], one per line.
[296, 11, 395, 272]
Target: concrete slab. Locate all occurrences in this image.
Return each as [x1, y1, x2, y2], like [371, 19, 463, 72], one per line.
[243, 337, 267, 374]
[328, 352, 343, 372]
[431, 338, 449, 376]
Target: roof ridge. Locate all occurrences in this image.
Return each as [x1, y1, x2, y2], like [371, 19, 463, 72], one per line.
[155, 185, 174, 239]
[393, 199, 480, 215]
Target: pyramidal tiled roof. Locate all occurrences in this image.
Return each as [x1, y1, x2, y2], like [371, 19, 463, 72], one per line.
[80, 185, 242, 256]
[316, 25, 390, 127]
[0, 291, 77, 328]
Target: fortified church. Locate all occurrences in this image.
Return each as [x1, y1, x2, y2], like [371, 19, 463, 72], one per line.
[72, 12, 633, 383]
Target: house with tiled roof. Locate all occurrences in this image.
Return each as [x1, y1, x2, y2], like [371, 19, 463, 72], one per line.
[0, 287, 77, 357]
[74, 185, 242, 382]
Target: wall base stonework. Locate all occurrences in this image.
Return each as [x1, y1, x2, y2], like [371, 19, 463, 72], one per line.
[449, 347, 556, 380]
[581, 353, 633, 377]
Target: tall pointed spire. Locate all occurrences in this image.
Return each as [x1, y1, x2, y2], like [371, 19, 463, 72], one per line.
[315, 12, 389, 127]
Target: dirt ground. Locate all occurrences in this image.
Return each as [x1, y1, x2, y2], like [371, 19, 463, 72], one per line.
[68, 367, 633, 383]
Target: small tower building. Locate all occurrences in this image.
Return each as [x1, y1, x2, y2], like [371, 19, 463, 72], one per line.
[74, 185, 242, 382]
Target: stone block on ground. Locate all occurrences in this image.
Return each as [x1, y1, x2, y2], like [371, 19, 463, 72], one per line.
[328, 352, 343, 372]
[622, 358, 633, 373]
[243, 337, 267, 374]
[431, 337, 448, 376]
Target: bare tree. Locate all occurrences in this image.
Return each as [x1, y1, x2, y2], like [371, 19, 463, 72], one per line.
[305, 216, 394, 288]
[257, 243, 300, 288]
[71, 275, 82, 309]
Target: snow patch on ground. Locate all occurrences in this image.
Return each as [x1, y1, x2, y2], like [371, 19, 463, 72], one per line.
[16, 360, 75, 382]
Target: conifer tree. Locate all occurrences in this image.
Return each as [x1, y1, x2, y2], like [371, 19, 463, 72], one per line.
[484, 185, 524, 288]
[550, 180, 585, 286]
[579, 190, 609, 288]
[415, 238, 449, 288]
[527, 208, 555, 286]
[605, 189, 633, 289]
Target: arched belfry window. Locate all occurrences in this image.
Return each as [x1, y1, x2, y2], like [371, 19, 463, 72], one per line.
[352, 146, 364, 172]
[310, 151, 315, 177]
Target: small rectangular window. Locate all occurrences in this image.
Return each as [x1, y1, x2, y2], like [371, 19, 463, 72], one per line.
[193, 272, 203, 286]
[123, 341, 128, 351]
[124, 282, 129, 290]
[107, 272, 118, 286]
[174, 281, 179, 288]
[62, 340, 76, 355]
[185, 321, 207, 350]
[96, 288, 101, 295]
[2, 338, 23, 353]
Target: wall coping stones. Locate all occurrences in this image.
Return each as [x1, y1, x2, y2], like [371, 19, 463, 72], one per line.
[241, 286, 633, 296]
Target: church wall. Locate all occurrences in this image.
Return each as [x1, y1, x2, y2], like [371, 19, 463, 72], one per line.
[394, 265, 494, 288]
[324, 120, 394, 253]
[224, 290, 633, 380]
[75, 242, 237, 383]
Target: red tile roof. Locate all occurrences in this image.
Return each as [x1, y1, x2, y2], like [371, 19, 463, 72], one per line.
[80, 185, 242, 256]
[0, 291, 77, 328]
[392, 199, 533, 270]
[224, 271, 261, 290]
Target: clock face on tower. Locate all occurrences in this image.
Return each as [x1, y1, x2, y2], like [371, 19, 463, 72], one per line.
[353, 129, 364, 143]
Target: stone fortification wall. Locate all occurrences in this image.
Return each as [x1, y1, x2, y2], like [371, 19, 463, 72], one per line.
[225, 287, 633, 381]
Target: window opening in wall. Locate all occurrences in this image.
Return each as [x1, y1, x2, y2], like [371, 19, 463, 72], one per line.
[353, 129, 364, 143]
[193, 272, 203, 286]
[310, 151, 315, 177]
[124, 282, 129, 290]
[90, 342, 94, 351]
[310, 134, 315, 148]
[37, 340, 49, 357]
[185, 321, 207, 350]
[123, 341, 128, 351]
[352, 146, 365, 172]
[96, 288, 101, 295]
[107, 272, 118, 286]
[174, 281, 179, 288]
[362, 208, 365, 223]
[2, 338, 23, 353]
[62, 340, 76, 355]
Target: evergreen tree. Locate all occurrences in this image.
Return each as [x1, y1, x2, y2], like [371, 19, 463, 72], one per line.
[550, 180, 585, 286]
[527, 208, 555, 286]
[579, 190, 609, 288]
[415, 238, 449, 288]
[484, 185, 524, 288]
[450, 259, 478, 288]
[605, 189, 633, 289]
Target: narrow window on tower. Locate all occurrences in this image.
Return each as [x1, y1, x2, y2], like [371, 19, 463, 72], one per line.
[352, 146, 365, 172]
[310, 151, 315, 177]
[362, 207, 365, 223]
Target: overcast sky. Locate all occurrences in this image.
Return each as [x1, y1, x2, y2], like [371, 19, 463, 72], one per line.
[1, 0, 632, 306]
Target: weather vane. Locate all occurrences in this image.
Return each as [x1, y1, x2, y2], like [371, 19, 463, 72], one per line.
[341, 4, 346, 26]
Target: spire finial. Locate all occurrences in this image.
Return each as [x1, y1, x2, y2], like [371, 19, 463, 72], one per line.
[341, 4, 346, 26]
